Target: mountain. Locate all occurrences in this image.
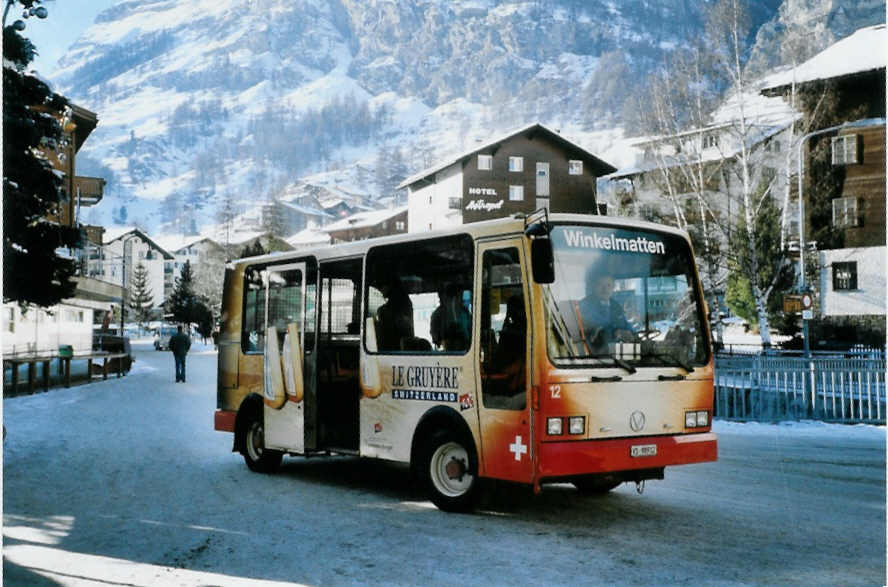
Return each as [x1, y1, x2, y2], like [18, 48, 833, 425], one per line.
[48, 0, 881, 239]
[747, 0, 886, 74]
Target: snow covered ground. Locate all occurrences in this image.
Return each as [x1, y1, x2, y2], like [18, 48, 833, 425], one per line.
[2, 341, 885, 585]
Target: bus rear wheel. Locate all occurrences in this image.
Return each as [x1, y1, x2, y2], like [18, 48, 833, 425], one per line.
[238, 406, 282, 473]
[422, 430, 479, 512]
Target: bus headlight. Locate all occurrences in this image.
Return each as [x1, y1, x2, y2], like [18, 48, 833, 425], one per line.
[547, 417, 563, 435]
[568, 416, 585, 435]
[696, 410, 709, 427]
[685, 410, 710, 428]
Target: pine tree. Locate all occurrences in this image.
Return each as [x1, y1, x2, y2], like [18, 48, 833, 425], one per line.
[128, 262, 154, 329]
[167, 260, 198, 324]
[241, 240, 266, 258]
[215, 192, 237, 251]
[3, 16, 82, 307]
[194, 300, 215, 342]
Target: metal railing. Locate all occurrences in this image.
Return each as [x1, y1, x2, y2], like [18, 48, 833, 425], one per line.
[714, 351, 886, 424]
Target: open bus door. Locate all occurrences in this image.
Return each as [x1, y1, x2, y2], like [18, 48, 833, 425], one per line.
[475, 240, 534, 484]
[263, 262, 310, 454]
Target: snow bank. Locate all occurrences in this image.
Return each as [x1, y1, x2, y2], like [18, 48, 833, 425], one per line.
[714, 419, 885, 441]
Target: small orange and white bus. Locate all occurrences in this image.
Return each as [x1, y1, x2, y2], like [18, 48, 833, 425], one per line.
[214, 211, 717, 511]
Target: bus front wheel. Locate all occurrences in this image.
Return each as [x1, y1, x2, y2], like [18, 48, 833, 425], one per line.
[421, 430, 479, 512]
[238, 405, 282, 473]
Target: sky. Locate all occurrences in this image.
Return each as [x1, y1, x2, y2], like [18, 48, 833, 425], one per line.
[12, 0, 119, 76]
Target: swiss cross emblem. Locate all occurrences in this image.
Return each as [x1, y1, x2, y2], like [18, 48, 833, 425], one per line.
[509, 435, 528, 462]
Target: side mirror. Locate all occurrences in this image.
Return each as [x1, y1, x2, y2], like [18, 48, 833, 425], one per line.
[530, 237, 555, 284]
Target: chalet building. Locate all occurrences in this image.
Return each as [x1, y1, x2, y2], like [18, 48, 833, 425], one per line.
[3, 102, 115, 356]
[762, 24, 886, 346]
[607, 91, 796, 226]
[170, 237, 229, 293]
[92, 229, 175, 310]
[322, 198, 361, 221]
[38, 104, 106, 231]
[398, 123, 615, 232]
[604, 92, 797, 330]
[261, 199, 331, 235]
[173, 237, 229, 269]
[323, 206, 408, 243]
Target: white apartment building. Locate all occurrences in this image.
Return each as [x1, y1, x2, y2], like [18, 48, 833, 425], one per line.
[90, 229, 174, 309]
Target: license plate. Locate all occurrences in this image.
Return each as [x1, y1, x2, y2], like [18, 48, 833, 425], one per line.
[630, 444, 657, 457]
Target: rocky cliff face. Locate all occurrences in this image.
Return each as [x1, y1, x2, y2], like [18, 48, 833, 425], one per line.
[50, 0, 880, 235]
[747, 0, 885, 73]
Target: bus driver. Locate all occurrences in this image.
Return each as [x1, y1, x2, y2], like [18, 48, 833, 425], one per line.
[572, 272, 634, 354]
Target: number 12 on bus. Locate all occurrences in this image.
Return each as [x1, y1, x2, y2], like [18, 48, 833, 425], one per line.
[213, 212, 717, 512]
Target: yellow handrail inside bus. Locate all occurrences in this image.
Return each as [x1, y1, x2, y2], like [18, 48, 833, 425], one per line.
[284, 322, 304, 402]
[361, 317, 382, 398]
[264, 326, 286, 409]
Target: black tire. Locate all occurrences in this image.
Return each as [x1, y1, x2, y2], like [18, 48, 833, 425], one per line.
[237, 404, 283, 473]
[421, 429, 480, 512]
[573, 476, 621, 495]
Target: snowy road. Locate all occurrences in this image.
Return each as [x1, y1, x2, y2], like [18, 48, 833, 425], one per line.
[3, 342, 885, 586]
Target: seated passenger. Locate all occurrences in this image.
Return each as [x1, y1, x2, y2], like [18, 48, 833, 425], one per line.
[430, 283, 471, 351]
[375, 278, 414, 351]
[492, 295, 526, 383]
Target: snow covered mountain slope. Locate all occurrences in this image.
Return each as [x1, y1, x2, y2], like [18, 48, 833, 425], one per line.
[48, 0, 880, 236]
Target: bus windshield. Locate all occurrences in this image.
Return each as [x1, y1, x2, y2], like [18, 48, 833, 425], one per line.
[544, 224, 708, 369]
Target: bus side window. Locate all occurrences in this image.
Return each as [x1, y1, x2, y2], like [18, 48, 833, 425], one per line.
[267, 268, 305, 349]
[481, 248, 526, 410]
[365, 234, 474, 354]
[241, 265, 266, 354]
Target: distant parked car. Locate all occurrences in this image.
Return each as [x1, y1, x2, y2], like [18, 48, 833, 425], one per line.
[154, 326, 177, 350]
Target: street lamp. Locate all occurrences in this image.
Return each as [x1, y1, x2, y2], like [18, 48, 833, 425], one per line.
[3, 0, 48, 29]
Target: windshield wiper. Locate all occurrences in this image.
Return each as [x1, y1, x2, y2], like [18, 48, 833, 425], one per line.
[587, 354, 637, 375]
[645, 350, 694, 373]
[612, 356, 638, 375]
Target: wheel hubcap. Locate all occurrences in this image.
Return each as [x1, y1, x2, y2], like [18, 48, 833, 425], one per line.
[247, 421, 264, 461]
[430, 441, 473, 497]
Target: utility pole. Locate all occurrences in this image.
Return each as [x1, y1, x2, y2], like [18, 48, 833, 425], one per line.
[120, 236, 135, 336]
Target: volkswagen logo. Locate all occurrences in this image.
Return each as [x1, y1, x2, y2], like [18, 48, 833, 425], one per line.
[629, 410, 646, 432]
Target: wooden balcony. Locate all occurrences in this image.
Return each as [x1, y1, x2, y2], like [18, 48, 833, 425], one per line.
[75, 176, 106, 207]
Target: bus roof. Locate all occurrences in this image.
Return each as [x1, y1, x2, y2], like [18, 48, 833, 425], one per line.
[228, 213, 692, 269]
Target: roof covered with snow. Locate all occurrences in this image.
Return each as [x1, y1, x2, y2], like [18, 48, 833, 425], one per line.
[278, 200, 332, 218]
[762, 24, 887, 92]
[323, 206, 408, 232]
[104, 227, 174, 259]
[286, 228, 332, 247]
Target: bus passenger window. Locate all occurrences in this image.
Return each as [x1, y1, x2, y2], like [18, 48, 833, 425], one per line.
[481, 248, 526, 410]
[365, 234, 474, 354]
[430, 283, 471, 352]
[374, 276, 414, 350]
[267, 268, 304, 349]
[241, 265, 266, 354]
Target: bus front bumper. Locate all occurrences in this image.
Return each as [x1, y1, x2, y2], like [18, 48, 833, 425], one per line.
[214, 409, 236, 432]
[537, 432, 717, 480]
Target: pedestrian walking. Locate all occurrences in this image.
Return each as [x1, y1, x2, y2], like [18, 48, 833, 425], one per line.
[168, 325, 191, 382]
